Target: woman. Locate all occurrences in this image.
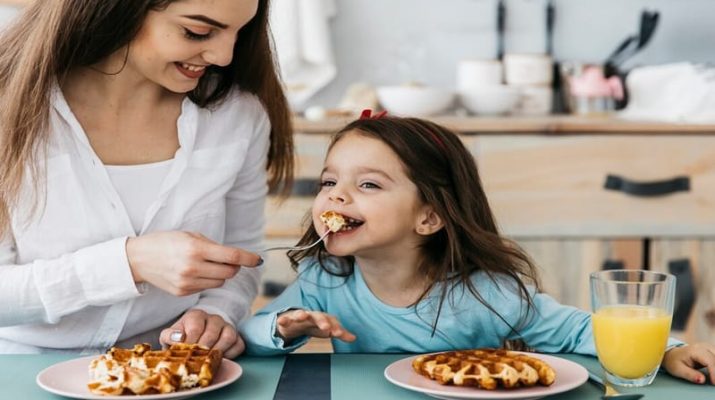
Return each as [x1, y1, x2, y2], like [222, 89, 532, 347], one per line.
[0, 0, 293, 357]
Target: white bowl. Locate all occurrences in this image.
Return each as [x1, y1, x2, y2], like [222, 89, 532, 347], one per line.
[376, 86, 455, 116]
[459, 85, 520, 115]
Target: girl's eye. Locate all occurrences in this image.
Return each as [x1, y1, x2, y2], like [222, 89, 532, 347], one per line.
[360, 182, 380, 189]
[183, 28, 212, 41]
[320, 180, 336, 187]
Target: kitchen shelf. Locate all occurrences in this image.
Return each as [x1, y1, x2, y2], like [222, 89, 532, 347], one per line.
[293, 115, 715, 135]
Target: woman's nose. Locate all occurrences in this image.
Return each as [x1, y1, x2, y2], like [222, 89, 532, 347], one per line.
[202, 34, 235, 67]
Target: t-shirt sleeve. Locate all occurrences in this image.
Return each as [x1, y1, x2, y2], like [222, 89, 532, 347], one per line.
[239, 259, 326, 355]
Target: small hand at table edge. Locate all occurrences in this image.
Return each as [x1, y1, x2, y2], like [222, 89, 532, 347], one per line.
[276, 309, 357, 344]
[662, 342, 715, 385]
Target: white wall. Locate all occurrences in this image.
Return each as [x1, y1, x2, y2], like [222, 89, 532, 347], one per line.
[307, 0, 715, 107]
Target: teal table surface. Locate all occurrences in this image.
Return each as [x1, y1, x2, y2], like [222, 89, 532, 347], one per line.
[2, 353, 713, 399]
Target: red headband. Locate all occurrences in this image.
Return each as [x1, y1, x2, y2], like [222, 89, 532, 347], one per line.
[360, 109, 388, 119]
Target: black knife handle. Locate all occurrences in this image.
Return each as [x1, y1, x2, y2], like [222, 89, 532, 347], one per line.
[669, 259, 696, 331]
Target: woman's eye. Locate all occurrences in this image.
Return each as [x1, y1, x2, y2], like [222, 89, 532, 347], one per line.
[183, 28, 212, 41]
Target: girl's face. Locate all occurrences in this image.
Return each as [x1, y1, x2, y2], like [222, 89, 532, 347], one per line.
[128, 0, 258, 93]
[313, 132, 430, 258]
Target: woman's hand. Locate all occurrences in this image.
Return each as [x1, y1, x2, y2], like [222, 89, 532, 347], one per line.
[126, 231, 261, 296]
[662, 342, 715, 384]
[276, 309, 356, 343]
[159, 309, 246, 359]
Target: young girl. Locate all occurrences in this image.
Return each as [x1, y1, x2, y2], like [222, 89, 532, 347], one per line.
[0, 0, 292, 357]
[240, 113, 715, 384]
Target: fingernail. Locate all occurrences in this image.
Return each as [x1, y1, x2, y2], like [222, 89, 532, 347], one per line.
[256, 257, 264, 266]
[170, 330, 185, 343]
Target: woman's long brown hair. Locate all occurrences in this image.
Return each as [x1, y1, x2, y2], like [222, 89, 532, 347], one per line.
[0, 0, 293, 238]
[288, 117, 541, 337]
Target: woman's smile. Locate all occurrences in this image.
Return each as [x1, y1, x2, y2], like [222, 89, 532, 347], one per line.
[175, 62, 207, 79]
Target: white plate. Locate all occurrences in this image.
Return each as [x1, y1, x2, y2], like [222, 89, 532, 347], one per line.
[384, 352, 588, 400]
[36, 355, 242, 400]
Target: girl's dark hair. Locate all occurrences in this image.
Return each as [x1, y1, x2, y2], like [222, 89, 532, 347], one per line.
[0, 0, 293, 238]
[288, 116, 541, 335]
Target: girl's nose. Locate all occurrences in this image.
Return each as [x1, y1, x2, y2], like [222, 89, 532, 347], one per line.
[329, 193, 346, 203]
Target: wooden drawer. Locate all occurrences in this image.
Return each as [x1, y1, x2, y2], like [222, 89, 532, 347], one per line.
[471, 136, 715, 238]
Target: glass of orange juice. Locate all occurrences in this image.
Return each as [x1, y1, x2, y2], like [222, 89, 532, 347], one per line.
[590, 269, 675, 387]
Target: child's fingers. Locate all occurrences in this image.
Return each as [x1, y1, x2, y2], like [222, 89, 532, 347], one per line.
[336, 329, 357, 342]
[322, 314, 356, 342]
[307, 312, 333, 332]
[677, 347, 715, 384]
[694, 347, 715, 384]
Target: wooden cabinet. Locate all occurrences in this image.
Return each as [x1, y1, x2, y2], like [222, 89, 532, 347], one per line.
[650, 240, 715, 342]
[264, 116, 715, 342]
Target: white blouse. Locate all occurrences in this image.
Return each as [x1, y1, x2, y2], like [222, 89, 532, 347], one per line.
[0, 85, 269, 353]
[105, 160, 173, 235]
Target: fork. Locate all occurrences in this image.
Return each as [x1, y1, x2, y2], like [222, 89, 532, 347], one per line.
[261, 231, 330, 252]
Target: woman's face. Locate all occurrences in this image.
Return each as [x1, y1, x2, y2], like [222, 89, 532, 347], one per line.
[128, 0, 259, 93]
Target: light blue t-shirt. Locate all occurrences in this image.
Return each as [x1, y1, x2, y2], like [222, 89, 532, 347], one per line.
[240, 257, 601, 356]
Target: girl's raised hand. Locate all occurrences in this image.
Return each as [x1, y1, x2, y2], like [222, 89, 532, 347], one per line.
[126, 231, 262, 296]
[276, 309, 356, 343]
[662, 342, 715, 384]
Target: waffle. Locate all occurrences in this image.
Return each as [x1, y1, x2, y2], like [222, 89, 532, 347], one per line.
[320, 210, 346, 232]
[87, 343, 222, 395]
[412, 348, 556, 390]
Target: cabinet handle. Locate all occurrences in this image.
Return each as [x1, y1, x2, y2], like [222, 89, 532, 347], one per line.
[601, 260, 625, 270]
[603, 174, 690, 197]
[669, 259, 696, 331]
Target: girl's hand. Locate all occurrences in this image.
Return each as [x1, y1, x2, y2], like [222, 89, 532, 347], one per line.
[662, 342, 715, 384]
[276, 309, 356, 343]
[126, 231, 261, 296]
[159, 309, 245, 359]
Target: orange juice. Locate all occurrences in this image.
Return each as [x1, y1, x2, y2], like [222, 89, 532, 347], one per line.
[592, 305, 671, 379]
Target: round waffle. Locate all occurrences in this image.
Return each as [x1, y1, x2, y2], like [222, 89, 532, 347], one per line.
[88, 343, 222, 395]
[412, 348, 556, 390]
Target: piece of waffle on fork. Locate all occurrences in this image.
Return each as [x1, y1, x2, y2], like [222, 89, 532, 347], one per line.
[320, 210, 346, 232]
[412, 348, 556, 390]
[88, 343, 222, 395]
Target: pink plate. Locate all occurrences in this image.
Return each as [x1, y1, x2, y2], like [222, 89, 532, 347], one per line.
[384, 352, 587, 400]
[36, 355, 242, 400]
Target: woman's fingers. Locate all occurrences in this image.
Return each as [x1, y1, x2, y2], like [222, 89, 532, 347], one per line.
[198, 238, 261, 267]
[197, 314, 226, 349]
[181, 310, 208, 344]
[224, 335, 246, 359]
[212, 324, 239, 355]
[159, 327, 184, 347]
[193, 261, 241, 280]
[127, 231, 262, 296]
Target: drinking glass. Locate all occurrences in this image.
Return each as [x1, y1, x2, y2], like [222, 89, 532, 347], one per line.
[590, 269, 675, 387]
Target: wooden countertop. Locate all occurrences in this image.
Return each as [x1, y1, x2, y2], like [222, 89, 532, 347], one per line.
[294, 115, 715, 135]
